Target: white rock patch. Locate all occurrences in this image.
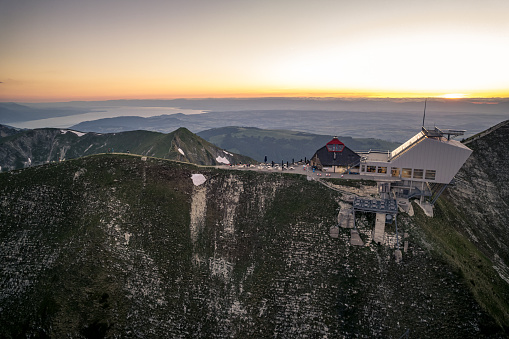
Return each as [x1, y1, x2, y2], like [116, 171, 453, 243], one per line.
[124, 232, 132, 245]
[222, 175, 243, 234]
[216, 156, 230, 165]
[191, 174, 206, 186]
[209, 257, 233, 281]
[61, 129, 86, 137]
[178, 148, 185, 155]
[84, 144, 94, 153]
[190, 185, 207, 244]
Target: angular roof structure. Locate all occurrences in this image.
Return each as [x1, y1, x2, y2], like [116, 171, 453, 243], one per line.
[360, 127, 472, 184]
[311, 137, 360, 168]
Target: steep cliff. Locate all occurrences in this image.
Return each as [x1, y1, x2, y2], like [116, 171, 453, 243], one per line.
[0, 153, 505, 338]
[411, 120, 509, 331]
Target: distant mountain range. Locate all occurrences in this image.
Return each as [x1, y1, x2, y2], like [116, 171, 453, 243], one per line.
[0, 124, 399, 169]
[197, 127, 399, 162]
[0, 125, 254, 171]
[69, 110, 507, 143]
[0, 102, 88, 123]
[15, 97, 509, 113]
[2, 99, 507, 143]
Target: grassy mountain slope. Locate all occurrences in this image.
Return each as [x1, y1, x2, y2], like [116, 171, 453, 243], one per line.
[0, 153, 504, 337]
[0, 126, 254, 171]
[411, 120, 509, 330]
[197, 126, 399, 162]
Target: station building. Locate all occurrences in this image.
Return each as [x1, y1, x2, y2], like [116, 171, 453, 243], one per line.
[310, 137, 360, 173]
[358, 126, 472, 201]
[310, 127, 472, 204]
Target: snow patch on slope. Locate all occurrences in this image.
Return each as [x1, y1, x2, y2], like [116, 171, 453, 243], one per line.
[178, 148, 185, 156]
[191, 174, 206, 186]
[216, 156, 230, 165]
[61, 129, 86, 137]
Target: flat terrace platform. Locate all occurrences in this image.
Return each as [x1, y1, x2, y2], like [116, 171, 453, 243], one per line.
[353, 197, 398, 214]
[218, 164, 403, 182]
[358, 151, 390, 162]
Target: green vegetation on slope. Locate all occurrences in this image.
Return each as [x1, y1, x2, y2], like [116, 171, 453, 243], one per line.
[197, 126, 399, 162]
[411, 198, 509, 333]
[406, 120, 509, 333]
[0, 126, 255, 171]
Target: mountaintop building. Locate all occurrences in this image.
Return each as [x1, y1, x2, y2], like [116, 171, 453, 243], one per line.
[358, 126, 472, 203]
[310, 127, 472, 205]
[310, 137, 360, 173]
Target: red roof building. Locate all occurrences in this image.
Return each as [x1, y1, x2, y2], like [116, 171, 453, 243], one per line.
[310, 137, 360, 173]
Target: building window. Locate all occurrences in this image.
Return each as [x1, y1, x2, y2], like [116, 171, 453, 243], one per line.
[327, 144, 345, 152]
[377, 166, 387, 174]
[367, 166, 376, 173]
[391, 168, 400, 177]
[402, 168, 412, 178]
[361, 165, 366, 172]
[425, 169, 436, 180]
[413, 169, 424, 179]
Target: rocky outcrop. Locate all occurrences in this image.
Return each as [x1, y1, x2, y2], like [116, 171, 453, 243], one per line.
[451, 120, 509, 280]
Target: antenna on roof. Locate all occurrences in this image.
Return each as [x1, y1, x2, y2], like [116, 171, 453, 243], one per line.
[422, 98, 427, 128]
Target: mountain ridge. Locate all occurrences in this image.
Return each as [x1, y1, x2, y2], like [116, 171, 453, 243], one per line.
[0, 126, 254, 171]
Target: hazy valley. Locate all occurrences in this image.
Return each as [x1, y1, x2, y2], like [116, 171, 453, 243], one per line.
[2, 98, 508, 142]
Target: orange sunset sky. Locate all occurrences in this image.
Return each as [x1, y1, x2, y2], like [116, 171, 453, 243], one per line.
[1, 0, 508, 102]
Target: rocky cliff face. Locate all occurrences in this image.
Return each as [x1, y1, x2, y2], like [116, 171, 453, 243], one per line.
[0, 152, 505, 338]
[0, 126, 254, 171]
[453, 120, 509, 281]
[415, 120, 509, 331]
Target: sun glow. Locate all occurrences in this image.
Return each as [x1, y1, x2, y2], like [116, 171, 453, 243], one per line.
[439, 93, 468, 99]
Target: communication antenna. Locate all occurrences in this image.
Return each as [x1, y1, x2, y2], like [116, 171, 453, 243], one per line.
[422, 98, 427, 128]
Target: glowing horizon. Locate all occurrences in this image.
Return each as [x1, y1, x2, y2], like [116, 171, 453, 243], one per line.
[5, 89, 509, 104]
[1, 0, 508, 103]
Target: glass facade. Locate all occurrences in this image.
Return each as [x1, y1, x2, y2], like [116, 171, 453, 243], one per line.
[413, 169, 424, 179]
[425, 169, 436, 180]
[402, 168, 412, 178]
[364, 166, 437, 181]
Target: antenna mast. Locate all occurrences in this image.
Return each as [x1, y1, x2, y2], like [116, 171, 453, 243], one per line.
[422, 98, 427, 128]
